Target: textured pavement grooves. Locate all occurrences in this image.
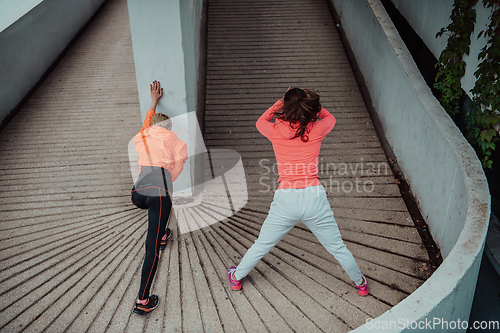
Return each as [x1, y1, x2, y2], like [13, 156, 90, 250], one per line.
[201, 0, 431, 331]
[0, 0, 434, 332]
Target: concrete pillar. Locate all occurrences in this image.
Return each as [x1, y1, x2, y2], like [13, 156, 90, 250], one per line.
[127, 0, 188, 119]
[127, 0, 202, 196]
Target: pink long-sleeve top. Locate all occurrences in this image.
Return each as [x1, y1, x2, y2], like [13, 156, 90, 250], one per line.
[256, 100, 336, 189]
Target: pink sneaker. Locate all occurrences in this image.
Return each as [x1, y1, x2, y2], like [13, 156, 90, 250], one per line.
[160, 228, 172, 250]
[355, 274, 369, 296]
[227, 266, 241, 290]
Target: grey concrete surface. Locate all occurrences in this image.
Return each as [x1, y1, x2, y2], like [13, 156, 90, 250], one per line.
[0, 0, 435, 331]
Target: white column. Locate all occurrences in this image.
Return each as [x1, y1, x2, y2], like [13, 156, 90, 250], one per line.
[127, 0, 195, 196]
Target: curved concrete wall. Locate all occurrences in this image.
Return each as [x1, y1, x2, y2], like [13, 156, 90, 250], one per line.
[0, 0, 107, 126]
[328, 0, 490, 331]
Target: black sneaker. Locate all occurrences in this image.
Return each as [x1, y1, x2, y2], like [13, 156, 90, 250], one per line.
[160, 228, 172, 250]
[133, 295, 159, 315]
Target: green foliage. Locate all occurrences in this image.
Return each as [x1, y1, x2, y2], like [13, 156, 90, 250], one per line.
[436, 0, 500, 169]
[435, 0, 477, 119]
[471, 0, 500, 169]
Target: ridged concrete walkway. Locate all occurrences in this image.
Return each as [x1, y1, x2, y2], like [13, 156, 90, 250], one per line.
[0, 0, 434, 332]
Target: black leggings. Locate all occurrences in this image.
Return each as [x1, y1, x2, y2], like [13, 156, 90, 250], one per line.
[131, 187, 172, 300]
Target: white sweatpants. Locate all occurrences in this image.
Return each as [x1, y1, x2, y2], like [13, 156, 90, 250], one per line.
[235, 185, 363, 285]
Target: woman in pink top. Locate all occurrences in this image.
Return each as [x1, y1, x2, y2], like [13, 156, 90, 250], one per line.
[131, 81, 188, 314]
[227, 88, 368, 296]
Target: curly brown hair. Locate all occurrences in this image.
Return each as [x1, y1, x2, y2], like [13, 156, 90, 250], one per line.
[273, 88, 321, 142]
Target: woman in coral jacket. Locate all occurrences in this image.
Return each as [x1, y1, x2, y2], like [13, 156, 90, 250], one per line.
[131, 81, 188, 315]
[227, 87, 368, 297]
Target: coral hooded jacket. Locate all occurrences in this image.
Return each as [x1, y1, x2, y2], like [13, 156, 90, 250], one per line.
[134, 109, 188, 182]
